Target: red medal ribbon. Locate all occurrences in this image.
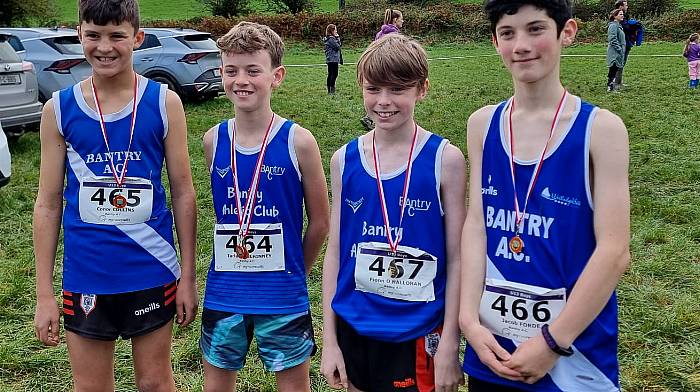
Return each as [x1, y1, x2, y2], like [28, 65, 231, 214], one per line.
[372, 122, 418, 253]
[507, 89, 568, 238]
[91, 73, 139, 187]
[230, 114, 276, 244]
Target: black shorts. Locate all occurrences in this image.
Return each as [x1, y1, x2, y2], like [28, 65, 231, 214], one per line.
[468, 376, 528, 392]
[62, 281, 177, 341]
[336, 316, 439, 392]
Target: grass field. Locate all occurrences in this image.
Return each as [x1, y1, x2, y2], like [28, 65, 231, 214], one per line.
[1, 41, 699, 391]
[52, 0, 700, 20]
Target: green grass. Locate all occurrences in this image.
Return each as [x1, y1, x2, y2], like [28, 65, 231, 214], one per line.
[1, 41, 700, 391]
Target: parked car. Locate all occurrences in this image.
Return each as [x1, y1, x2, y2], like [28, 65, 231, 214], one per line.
[0, 33, 42, 138]
[0, 122, 11, 188]
[0, 27, 92, 102]
[137, 28, 223, 100]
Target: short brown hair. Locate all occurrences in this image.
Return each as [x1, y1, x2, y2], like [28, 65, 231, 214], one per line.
[217, 22, 284, 68]
[78, 0, 140, 33]
[356, 34, 428, 88]
[326, 24, 336, 36]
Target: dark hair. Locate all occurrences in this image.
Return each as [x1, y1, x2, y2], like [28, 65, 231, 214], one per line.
[79, 0, 140, 32]
[484, 0, 572, 36]
[609, 8, 623, 21]
[614, 0, 626, 9]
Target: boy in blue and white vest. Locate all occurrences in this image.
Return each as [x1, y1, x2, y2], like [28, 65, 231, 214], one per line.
[200, 22, 329, 392]
[460, 1, 631, 391]
[321, 34, 466, 392]
[33, 0, 198, 390]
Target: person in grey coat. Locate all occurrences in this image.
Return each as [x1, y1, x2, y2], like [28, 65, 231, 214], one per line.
[323, 24, 342, 94]
[607, 9, 626, 91]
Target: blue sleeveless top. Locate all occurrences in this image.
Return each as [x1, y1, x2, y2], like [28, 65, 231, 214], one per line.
[463, 97, 620, 392]
[333, 132, 449, 342]
[55, 77, 180, 294]
[203, 117, 308, 314]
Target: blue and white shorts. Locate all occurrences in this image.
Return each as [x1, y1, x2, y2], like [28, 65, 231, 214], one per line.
[200, 308, 316, 372]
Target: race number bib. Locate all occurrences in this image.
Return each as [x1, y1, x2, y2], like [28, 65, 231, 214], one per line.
[479, 278, 566, 342]
[354, 242, 437, 302]
[214, 223, 285, 272]
[79, 176, 153, 225]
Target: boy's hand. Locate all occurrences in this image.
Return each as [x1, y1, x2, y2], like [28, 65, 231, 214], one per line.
[433, 339, 464, 392]
[464, 323, 524, 382]
[34, 297, 60, 346]
[175, 279, 198, 327]
[320, 343, 348, 389]
[503, 334, 558, 384]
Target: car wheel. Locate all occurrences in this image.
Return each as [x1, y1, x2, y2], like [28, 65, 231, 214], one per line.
[150, 75, 181, 96]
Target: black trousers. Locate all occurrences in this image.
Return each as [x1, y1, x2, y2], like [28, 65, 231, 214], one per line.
[608, 64, 621, 86]
[326, 62, 339, 93]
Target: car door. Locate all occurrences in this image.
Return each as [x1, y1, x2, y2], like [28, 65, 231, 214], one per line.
[133, 33, 164, 74]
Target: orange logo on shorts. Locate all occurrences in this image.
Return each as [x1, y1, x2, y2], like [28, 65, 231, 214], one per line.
[393, 377, 416, 388]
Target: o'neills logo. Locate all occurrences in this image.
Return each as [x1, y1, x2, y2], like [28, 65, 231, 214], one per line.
[134, 302, 160, 316]
[482, 175, 498, 196]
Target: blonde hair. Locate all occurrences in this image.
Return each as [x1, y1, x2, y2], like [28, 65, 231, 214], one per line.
[356, 34, 428, 89]
[383, 8, 402, 25]
[684, 33, 699, 57]
[216, 21, 284, 67]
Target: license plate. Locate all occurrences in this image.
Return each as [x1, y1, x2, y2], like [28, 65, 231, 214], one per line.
[0, 74, 21, 85]
[213, 68, 221, 77]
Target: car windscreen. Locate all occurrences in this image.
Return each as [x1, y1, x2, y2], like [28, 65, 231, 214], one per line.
[176, 34, 217, 50]
[44, 36, 84, 55]
[0, 38, 21, 63]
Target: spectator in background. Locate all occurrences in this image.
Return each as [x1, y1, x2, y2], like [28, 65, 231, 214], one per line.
[684, 33, 700, 88]
[375, 9, 403, 40]
[607, 8, 626, 92]
[324, 24, 343, 95]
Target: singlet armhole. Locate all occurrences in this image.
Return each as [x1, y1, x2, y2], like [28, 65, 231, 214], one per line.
[337, 144, 347, 179]
[482, 104, 501, 149]
[159, 84, 169, 140]
[52, 90, 64, 137]
[209, 121, 224, 174]
[287, 123, 302, 181]
[583, 106, 599, 211]
[435, 138, 449, 216]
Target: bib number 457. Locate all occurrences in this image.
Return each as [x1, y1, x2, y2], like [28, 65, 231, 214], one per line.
[368, 257, 424, 279]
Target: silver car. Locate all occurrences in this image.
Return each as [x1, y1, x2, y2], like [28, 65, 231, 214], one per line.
[137, 28, 223, 100]
[0, 33, 42, 136]
[1, 27, 92, 102]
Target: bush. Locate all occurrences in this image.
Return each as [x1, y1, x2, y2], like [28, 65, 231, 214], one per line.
[0, 0, 58, 27]
[199, 0, 251, 17]
[572, 0, 679, 20]
[263, 0, 315, 14]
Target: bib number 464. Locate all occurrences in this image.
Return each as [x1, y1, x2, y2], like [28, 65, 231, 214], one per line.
[490, 295, 552, 323]
[225, 235, 272, 255]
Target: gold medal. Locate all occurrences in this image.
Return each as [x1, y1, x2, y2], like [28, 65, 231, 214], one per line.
[509, 235, 524, 254]
[112, 194, 127, 209]
[235, 244, 249, 259]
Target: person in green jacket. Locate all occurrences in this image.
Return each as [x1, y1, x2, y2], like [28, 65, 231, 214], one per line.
[607, 8, 626, 92]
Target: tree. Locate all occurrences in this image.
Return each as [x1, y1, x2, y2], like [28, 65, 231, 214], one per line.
[199, 0, 251, 17]
[0, 0, 58, 27]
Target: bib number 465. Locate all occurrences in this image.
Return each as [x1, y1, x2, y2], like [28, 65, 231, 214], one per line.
[91, 188, 141, 207]
[490, 295, 552, 323]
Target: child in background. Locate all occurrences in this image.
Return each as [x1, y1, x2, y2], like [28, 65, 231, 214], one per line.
[375, 8, 404, 40]
[324, 24, 342, 95]
[683, 33, 699, 88]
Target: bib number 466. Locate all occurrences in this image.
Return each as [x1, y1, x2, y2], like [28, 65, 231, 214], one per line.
[490, 295, 552, 323]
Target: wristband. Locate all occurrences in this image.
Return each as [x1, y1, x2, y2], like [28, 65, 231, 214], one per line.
[541, 324, 574, 357]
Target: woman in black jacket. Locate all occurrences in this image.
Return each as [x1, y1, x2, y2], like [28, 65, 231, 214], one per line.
[323, 24, 342, 94]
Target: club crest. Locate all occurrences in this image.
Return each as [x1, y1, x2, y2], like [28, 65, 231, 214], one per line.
[80, 294, 97, 316]
[345, 197, 364, 213]
[216, 166, 231, 178]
